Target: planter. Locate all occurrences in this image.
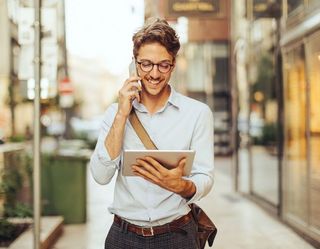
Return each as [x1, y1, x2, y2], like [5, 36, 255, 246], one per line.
[2, 216, 64, 249]
[0, 218, 31, 248]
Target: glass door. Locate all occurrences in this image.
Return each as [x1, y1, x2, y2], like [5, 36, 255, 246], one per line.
[306, 31, 320, 236]
[283, 43, 308, 225]
[250, 51, 279, 206]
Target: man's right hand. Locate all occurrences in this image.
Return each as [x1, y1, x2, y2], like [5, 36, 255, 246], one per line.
[117, 76, 141, 117]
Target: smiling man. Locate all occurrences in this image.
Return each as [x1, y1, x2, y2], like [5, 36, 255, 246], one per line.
[90, 18, 214, 249]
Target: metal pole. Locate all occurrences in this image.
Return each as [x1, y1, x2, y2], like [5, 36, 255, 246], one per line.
[33, 0, 41, 248]
[247, 0, 254, 195]
[275, 17, 283, 217]
[62, 0, 68, 78]
[61, 0, 72, 139]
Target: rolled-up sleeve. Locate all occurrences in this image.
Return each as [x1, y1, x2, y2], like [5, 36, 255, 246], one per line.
[186, 105, 214, 203]
[90, 104, 121, 185]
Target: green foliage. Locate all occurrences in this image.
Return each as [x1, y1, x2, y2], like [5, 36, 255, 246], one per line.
[0, 218, 30, 246]
[4, 203, 33, 218]
[0, 218, 16, 241]
[262, 122, 278, 145]
[9, 135, 26, 142]
[0, 151, 33, 218]
[253, 122, 278, 145]
[0, 167, 22, 206]
[251, 53, 276, 102]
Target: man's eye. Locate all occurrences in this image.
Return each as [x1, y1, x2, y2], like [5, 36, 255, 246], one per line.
[159, 63, 170, 68]
[141, 62, 152, 67]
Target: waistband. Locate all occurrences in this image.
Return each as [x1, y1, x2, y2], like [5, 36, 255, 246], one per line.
[113, 212, 193, 237]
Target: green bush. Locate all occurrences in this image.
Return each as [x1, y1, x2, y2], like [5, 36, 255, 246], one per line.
[0, 218, 30, 247]
[262, 123, 277, 145]
[9, 135, 26, 143]
[0, 219, 16, 241]
[4, 203, 33, 218]
[0, 150, 33, 218]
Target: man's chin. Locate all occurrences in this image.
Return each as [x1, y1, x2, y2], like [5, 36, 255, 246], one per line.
[145, 89, 160, 96]
[144, 85, 161, 95]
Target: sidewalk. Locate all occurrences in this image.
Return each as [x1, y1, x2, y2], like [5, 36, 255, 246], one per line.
[52, 157, 315, 249]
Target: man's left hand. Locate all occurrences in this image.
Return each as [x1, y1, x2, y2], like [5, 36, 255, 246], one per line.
[131, 157, 195, 198]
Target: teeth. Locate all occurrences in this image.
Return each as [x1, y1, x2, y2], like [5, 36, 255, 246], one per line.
[148, 80, 159, 84]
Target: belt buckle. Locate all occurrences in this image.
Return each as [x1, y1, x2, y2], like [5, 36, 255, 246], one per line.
[141, 226, 154, 237]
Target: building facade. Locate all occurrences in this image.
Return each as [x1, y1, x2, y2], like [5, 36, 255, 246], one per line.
[281, 0, 320, 244]
[232, 0, 320, 246]
[0, 0, 67, 140]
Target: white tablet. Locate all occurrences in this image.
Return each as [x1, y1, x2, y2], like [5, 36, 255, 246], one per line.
[122, 149, 195, 176]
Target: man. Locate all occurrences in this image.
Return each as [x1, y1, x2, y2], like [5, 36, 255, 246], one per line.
[90, 18, 214, 249]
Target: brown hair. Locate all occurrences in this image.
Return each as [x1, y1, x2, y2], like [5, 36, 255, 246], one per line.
[132, 18, 180, 60]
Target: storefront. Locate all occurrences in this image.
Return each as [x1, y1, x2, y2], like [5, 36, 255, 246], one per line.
[234, 0, 320, 245]
[281, 5, 320, 242]
[235, 16, 281, 212]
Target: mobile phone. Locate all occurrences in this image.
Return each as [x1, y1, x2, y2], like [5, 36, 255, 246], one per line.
[129, 58, 142, 88]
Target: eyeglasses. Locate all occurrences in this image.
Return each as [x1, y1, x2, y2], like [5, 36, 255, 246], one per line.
[136, 60, 173, 74]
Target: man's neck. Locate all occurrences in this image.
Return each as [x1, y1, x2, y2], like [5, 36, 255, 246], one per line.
[141, 85, 171, 114]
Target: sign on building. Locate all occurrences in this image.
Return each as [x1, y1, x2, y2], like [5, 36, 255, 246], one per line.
[59, 77, 74, 108]
[166, 0, 220, 17]
[249, 0, 281, 19]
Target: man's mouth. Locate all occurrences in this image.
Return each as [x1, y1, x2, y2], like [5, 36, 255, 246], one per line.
[147, 79, 161, 86]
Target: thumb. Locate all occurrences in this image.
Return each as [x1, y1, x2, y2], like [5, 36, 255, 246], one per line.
[178, 158, 186, 169]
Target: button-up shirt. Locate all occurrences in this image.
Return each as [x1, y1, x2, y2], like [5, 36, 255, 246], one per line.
[90, 86, 214, 226]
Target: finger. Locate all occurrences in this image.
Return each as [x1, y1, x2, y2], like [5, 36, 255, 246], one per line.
[134, 90, 141, 102]
[178, 158, 186, 169]
[135, 158, 163, 179]
[125, 77, 142, 88]
[142, 156, 168, 174]
[123, 81, 141, 92]
[133, 171, 159, 186]
[132, 164, 161, 184]
[127, 90, 139, 102]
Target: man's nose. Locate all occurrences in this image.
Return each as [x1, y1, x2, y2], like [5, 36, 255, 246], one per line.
[149, 64, 161, 78]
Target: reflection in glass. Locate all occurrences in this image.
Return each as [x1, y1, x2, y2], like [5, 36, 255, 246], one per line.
[288, 0, 304, 14]
[250, 52, 279, 206]
[309, 0, 320, 7]
[283, 44, 308, 224]
[306, 31, 320, 231]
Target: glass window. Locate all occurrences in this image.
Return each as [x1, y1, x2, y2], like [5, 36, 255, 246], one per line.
[306, 31, 320, 231]
[250, 51, 279, 206]
[308, 0, 320, 7]
[288, 0, 304, 14]
[283, 44, 308, 224]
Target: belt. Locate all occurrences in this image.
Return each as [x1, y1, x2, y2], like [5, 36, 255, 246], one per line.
[114, 212, 193, 237]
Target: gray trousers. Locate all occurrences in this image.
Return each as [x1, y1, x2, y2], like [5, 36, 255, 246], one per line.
[104, 218, 199, 249]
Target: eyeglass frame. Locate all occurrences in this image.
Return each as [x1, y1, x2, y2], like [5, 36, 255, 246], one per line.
[136, 60, 174, 74]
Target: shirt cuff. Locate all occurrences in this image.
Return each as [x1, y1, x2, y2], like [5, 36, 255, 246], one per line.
[184, 174, 205, 204]
[97, 141, 121, 168]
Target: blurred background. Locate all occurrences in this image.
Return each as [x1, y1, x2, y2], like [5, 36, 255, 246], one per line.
[0, 0, 320, 248]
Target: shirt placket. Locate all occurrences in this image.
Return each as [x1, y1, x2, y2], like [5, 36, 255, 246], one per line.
[146, 113, 157, 224]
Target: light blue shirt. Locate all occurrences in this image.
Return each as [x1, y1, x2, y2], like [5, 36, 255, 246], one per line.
[90, 86, 214, 226]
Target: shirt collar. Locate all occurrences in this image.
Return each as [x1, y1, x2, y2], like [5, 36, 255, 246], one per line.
[167, 85, 180, 109]
[132, 84, 181, 113]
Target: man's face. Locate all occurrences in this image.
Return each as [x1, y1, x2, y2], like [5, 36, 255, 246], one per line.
[136, 42, 175, 97]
